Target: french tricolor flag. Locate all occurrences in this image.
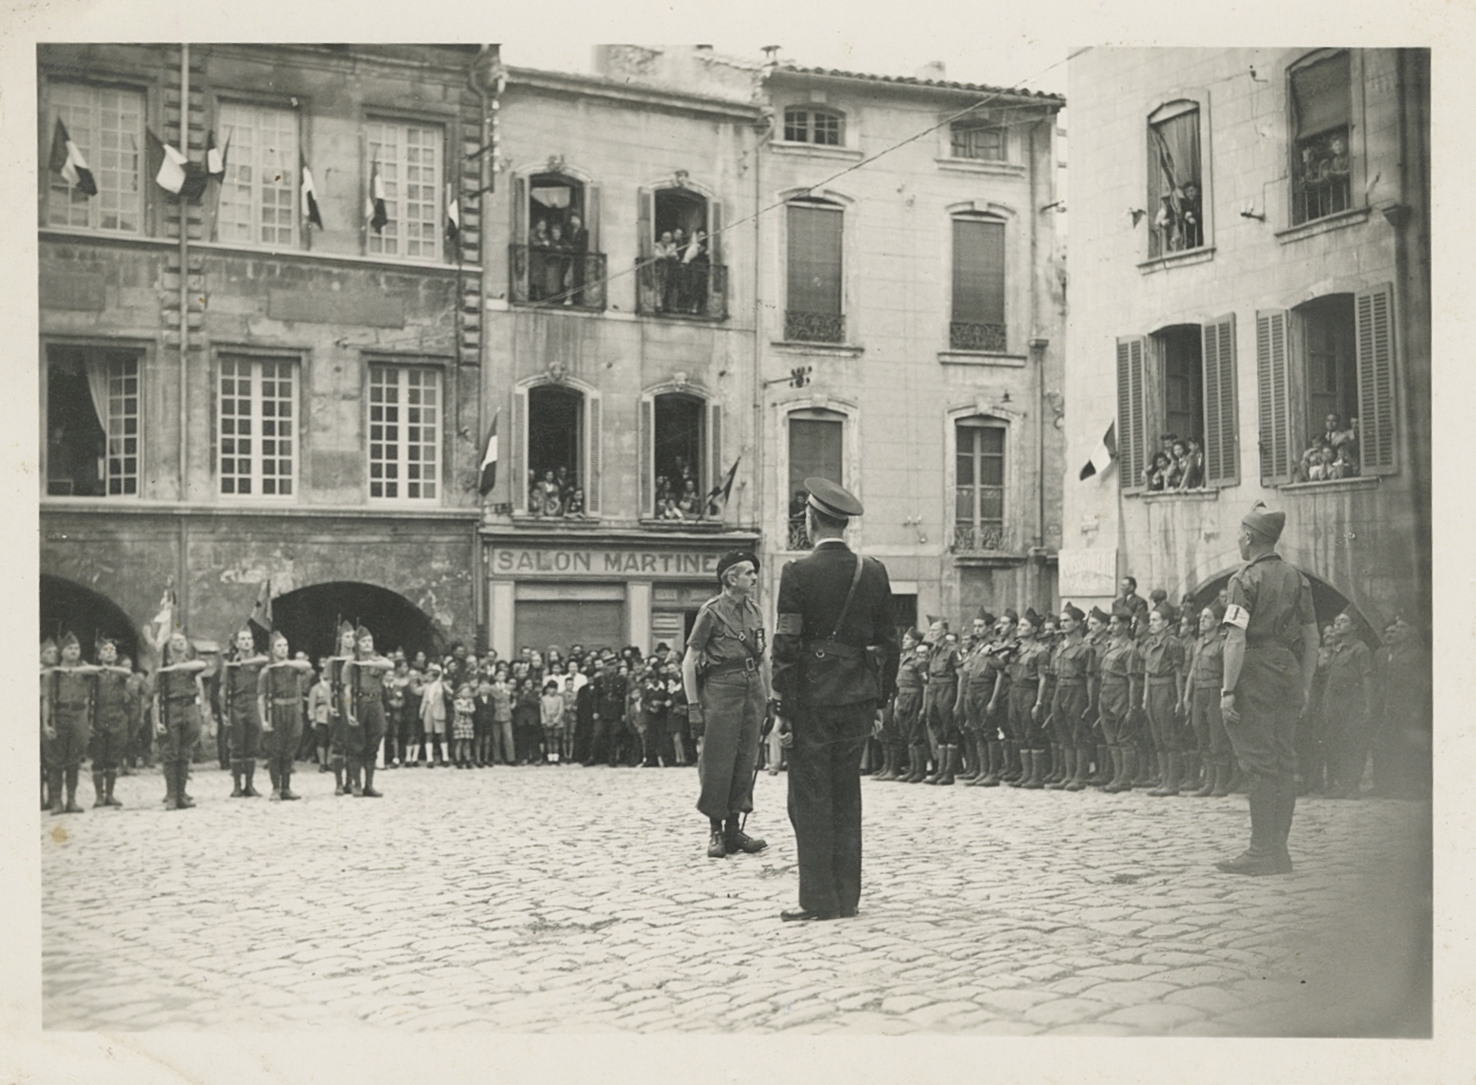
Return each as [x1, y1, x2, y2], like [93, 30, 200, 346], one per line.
[49, 118, 97, 196]
[478, 410, 499, 496]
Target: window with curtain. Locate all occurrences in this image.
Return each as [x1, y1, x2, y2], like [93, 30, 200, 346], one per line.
[951, 217, 1006, 351]
[785, 201, 844, 342]
[45, 346, 140, 497]
[950, 122, 1006, 161]
[1147, 102, 1204, 256]
[366, 119, 443, 258]
[1290, 52, 1352, 225]
[954, 420, 1005, 550]
[46, 83, 144, 234]
[217, 102, 298, 247]
[368, 364, 440, 501]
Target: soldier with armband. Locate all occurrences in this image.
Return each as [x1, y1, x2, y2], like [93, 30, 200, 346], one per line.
[1216, 501, 1319, 876]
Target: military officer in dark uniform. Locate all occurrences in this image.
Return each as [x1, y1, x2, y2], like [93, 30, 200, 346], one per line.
[683, 550, 770, 859]
[1217, 502, 1319, 875]
[773, 478, 899, 921]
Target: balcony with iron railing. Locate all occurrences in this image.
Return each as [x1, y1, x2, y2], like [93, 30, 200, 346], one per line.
[949, 322, 1008, 352]
[509, 245, 607, 310]
[635, 259, 728, 320]
[784, 310, 846, 344]
[786, 518, 812, 551]
[952, 522, 1007, 553]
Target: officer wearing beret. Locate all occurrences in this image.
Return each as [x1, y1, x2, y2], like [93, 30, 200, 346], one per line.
[773, 478, 899, 921]
[1217, 501, 1319, 875]
[683, 550, 770, 859]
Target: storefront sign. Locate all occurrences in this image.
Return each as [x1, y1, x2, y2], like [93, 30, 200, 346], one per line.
[491, 547, 722, 579]
[1057, 546, 1118, 598]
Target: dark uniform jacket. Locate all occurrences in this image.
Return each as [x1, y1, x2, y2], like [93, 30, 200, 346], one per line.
[773, 540, 900, 709]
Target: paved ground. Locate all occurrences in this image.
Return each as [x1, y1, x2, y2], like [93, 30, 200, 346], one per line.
[40, 761, 1430, 1035]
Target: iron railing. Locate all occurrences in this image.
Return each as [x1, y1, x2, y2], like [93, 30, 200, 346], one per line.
[949, 321, 1008, 352]
[784, 310, 846, 344]
[635, 260, 728, 319]
[509, 245, 607, 310]
[952, 522, 1007, 552]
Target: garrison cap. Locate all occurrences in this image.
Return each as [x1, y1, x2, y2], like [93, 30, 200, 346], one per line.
[338, 620, 356, 640]
[1088, 606, 1111, 624]
[716, 550, 759, 585]
[1242, 500, 1286, 542]
[270, 629, 289, 646]
[59, 630, 80, 649]
[977, 609, 997, 626]
[1152, 601, 1176, 621]
[40, 636, 58, 653]
[1061, 602, 1085, 623]
[1003, 608, 1019, 623]
[804, 476, 864, 519]
[1022, 607, 1042, 627]
[1111, 602, 1134, 622]
[95, 633, 119, 650]
[355, 624, 373, 641]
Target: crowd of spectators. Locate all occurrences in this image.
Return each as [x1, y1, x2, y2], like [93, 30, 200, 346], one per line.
[650, 227, 710, 314]
[1142, 433, 1205, 491]
[526, 211, 590, 304]
[527, 466, 584, 518]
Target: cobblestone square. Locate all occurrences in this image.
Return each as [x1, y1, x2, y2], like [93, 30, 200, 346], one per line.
[39, 762, 1430, 1036]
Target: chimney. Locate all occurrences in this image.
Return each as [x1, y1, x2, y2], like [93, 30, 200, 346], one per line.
[915, 60, 946, 81]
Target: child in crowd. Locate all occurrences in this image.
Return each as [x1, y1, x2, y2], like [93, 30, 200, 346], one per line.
[540, 680, 565, 763]
[452, 682, 476, 768]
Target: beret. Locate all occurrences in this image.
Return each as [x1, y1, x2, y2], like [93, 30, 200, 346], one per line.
[716, 550, 759, 585]
[804, 476, 864, 518]
[1242, 500, 1286, 542]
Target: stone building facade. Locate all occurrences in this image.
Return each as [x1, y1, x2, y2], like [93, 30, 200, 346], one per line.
[38, 44, 493, 661]
[1060, 48, 1430, 634]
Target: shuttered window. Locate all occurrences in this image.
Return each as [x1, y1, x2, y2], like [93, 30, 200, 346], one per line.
[952, 217, 1006, 351]
[1116, 337, 1148, 491]
[1256, 310, 1293, 484]
[1200, 315, 1239, 486]
[1355, 283, 1397, 475]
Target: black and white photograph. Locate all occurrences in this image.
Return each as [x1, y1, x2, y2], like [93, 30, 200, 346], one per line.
[5, 1, 1467, 1081]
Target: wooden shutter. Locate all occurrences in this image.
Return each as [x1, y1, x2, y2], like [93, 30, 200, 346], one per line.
[511, 387, 526, 512]
[708, 399, 724, 515]
[1200, 315, 1240, 486]
[511, 175, 526, 242]
[585, 393, 601, 515]
[1116, 337, 1147, 491]
[1355, 282, 1397, 475]
[707, 199, 725, 319]
[638, 398, 653, 517]
[584, 183, 601, 252]
[636, 188, 658, 313]
[1255, 310, 1292, 484]
[952, 218, 1006, 324]
[787, 203, 843, 315]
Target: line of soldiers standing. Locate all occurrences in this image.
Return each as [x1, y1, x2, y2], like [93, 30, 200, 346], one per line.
[870, 576, 1429, 800]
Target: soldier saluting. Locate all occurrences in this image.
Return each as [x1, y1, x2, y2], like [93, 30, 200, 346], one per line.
[772, 478, 899, 922]
[1216, 501, 1319, 876]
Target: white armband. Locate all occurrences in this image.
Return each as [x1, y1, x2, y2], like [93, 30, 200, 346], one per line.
[1223, 604, 1250, 630]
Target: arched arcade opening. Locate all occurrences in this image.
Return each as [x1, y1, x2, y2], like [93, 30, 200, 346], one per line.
[1181, 570, 1378, 649]
[268, 582, 444, 664]
[40, 575, 142, 664]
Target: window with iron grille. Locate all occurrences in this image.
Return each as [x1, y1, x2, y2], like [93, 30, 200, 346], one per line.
[1290, 52, 1352, 225]
[783, 107, 844, 146]
[950, 121, 1006, 161]
[367, 120, 443, 258]
[369, 364, 440, 501]
[217, 102, 298, 247]
[46, 83, 144, 234]
[45, 346, 140, 497]
[951, 217, 1006, 351]
[954, 420, 1005, 551]
[218, 356, 296, 497]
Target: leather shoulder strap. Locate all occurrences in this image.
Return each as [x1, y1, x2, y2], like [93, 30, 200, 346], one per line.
[830, 553, 866, 640]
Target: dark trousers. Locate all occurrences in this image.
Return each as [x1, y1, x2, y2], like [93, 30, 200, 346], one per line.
[347, 696, 387, 768]
[1053, 682, 1090, 746]
[1191, 686, 1232, 766]
[787, 701, 872, 917]
[894, 688, 924, 746]
[159, 701, 201, 766]
[1009, 680, 1044, 749]
[1144, 678, 1181, 753]
[1224, 646, 1301, 854]
[90, 714, 127, 774]
[264, 704, 303, 782]
[226, 700, 260, 768]
[922, 679, 958, 746]
[695, 672, 765, 821]
[1098, 680, 1131, 744]
[48, 704, 90, 770]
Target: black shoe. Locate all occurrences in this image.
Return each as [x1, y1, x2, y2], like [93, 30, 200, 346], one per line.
[707, 830, 727, 858]
[725, 828, 767, 854]
[361, 786, 382, 798]
[1215, 849, 1284, 876]
[780, 908, 838, 922]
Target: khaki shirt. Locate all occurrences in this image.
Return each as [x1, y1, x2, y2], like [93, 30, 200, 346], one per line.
[689, 592, 765, 670]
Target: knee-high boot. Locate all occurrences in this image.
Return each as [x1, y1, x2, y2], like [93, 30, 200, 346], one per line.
[1101, 746, 1124, 792]
[362, 762, 382, 797]
[1192, 754, 1217, 797]
[906, 743, 929, 783]
[1111, 747, 1137, 793]
[1211, 759, 1232, 797]
[104, 771, 122, 807]
[970, 740, 1002, 787]
[48, 768, 65, 815]
[230, 759, 245, 797]
[176, 762, 196, 808]
[1021, 749, 1046, 789]
[92, 769, 107, 808]
[1066, 745, 1092, 791]
[243, 758, 261, 797]
[1046, 746, 1073, 790]
[348, 758, 364, 797]
[268, 763, 282, 800]
[1216, 773, 1283, 875]
[63, 765, 84, 813]
[1088, 742, 1113, 786]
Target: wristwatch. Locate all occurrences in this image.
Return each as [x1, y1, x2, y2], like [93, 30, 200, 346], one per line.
[1220, 688, 1235, 696]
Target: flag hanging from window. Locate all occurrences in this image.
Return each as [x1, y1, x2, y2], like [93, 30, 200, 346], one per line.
[446, 183, 460, 241]
[146, 128, 189, 194]
[366, 162, 388, 232]
[302, 157, 324, 229]
[1079, 422, 1118, 480]
[150, 584, 177, 649]
[478, 410, 499, 496]
[248, 578, 274, 640]
[206, 128, 229, 178]
[49, 117, 97, 196]
[705, 455, 741, 517]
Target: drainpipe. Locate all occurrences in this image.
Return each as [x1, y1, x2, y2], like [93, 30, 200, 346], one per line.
[753, 90, 774, 597]
[1028, 116, 1044, 610]
[469, 45, 496, 648]
[177, 43, 191, 626]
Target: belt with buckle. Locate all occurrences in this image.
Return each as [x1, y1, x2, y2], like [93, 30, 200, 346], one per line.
[706, 657, 759, 677]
